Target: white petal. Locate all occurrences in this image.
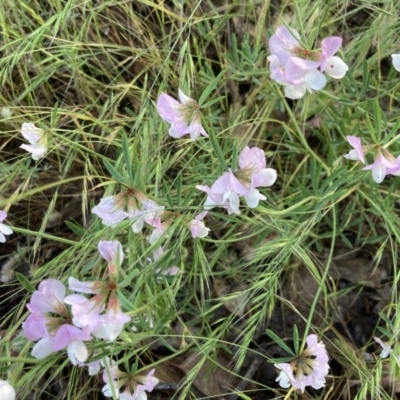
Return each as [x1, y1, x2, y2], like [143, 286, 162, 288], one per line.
[0, 224, 12, 236]
[324, 56, 349, 79]
[344, 149, 361, 161]
[132, 217, 144, 233]
[305, 70, 327, 91]
[228, 193, 241, 215]
[276, 370, 291, 388]
[260, 168, 277, 186]
[67, 340, 88, 365]
[392, 54, 400, 72]
[244, 189, 261, 208]
[31, 337, 54, 359]
[178, 89, 193, 104]
[284, 84, 306, 100]
[0, 233, 5, 243]
[372, 165, 386, 183]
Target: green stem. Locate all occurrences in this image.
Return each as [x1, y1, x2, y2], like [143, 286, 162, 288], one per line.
[301, 203, 336, 351]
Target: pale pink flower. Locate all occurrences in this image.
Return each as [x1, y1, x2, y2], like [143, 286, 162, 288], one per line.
[22, 279, 91, 361]
[0, 380, 16, 400]
[102, 364, 159, 400]
[268, 27, 348, 99]
[344, 136, 366, 163]
[126, 199, 164, 233]
[98, 240, 124, 276]
[320, 37, 348, 79]
[189, 211, 210, 238]
[20, 122, 47, 160]
[392, 54, 400, 72]
[157, 89, 208, 140]
[0, 211, 13, 243]
[269, 26, 301, 65]
[275, 334, 329, 393]
[92, 294, 131, 342]
[363, 155, 398, 183]
[197, 171, 248, 215]
[64, 293, 105, 331]
[92, 196, 127, 226]
[237, 146, 277, 207]
[374, 337, 392, 358]
[197, 147, 277, 214]
[386, 155, 400, 176]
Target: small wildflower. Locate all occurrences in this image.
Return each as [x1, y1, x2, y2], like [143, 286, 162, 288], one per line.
[0, 211, 13, 243]
[91, 196, 127, 226]
[343, 136, 366, 163]
[275, 334, 329, 393]
[268, 27, 348, 99]
[374, 337, 392, 358]
[189, 211, 210, 238]
[22, 279, 91, 362]
[20, 123, 47, 160]
[157, 89, 208, 140]
[0, 380, 16, 400]
[391, 54, 400, 72]
[102, 364, 159, 400]
[197, 147, 277, 214]
[362, 154, 399, 184]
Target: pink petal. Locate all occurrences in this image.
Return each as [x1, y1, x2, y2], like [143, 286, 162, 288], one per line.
[156, 93, 180, 123]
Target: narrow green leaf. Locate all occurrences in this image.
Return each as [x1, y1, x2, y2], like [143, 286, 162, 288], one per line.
[360, 60, 371, 97]
[121, 133, 135, 186]
[176, 172, 182, 207]
[366, 114, 377, 142]
[208, 130, 227, 170]
[119, 268, 141, 288]
[65, 220, 85, 236]
[266, 329, 295, 356]
[16, 272, 36, 293]
[231, 142, 239, 171]
[373, 98, 383, 142]
[201, 95, 225, 109]
[118, 290, 135, 309]
[293, 325, 299, 354]
[103, 159, 129, 186]
[198, 70, 225, 106]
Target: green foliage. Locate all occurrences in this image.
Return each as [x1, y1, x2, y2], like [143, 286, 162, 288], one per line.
[1, 0, 400, 399]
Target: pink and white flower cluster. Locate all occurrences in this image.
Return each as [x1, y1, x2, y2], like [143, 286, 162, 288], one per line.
[268, 27, 348, 99]
[102, 360, 159, 400]
[275, 334, 329, 393]
[157, 89, 207, 141]
[197, 146, 277, 215]
[344, 136, 400, 183]
[22, 241, 131, 365]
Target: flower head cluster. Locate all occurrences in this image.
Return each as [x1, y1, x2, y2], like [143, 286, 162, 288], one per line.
[344, 136, 400, 183]
[102, 362, 159, 400]
[0, 211, 13, 243]
[92, 190, 164, 232]
[275, 334, 329, 393]
[268, 27, 348, 99]
[20, 123, 47, 160]
[157, 89, 208, 140]
[22, 241, 131, 364]
[197, 146, 277, 215]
